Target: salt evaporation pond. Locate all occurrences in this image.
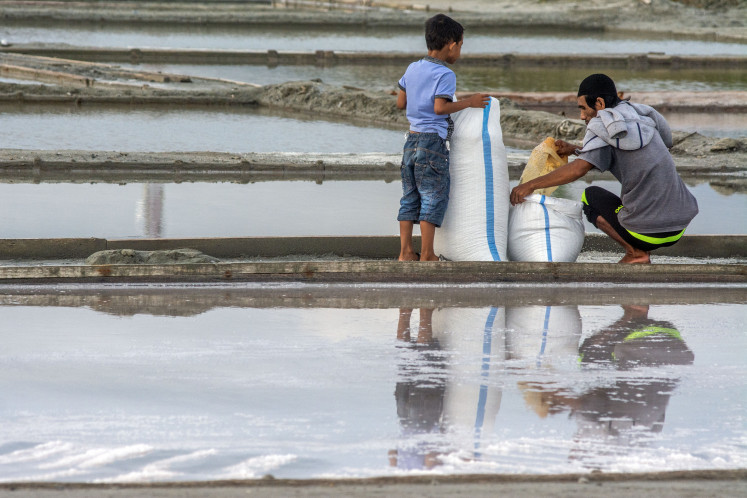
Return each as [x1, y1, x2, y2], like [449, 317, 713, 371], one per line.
[0, 180, 743, 238]
[0, 284, 744, 481]
[3, 23, 746, 55]
[120, 62, 747, 94]
[1, 103, 743, 154]
[0, 105, 406, 154]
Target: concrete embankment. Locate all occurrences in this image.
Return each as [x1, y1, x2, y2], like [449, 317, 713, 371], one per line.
[1, 469, 746, 498]
[5, 45, 745, 70]
[0, 235, 744, 285]
[0, 150, 741, 191]
[1, 234, 745, 260]
[0, 150, 409, 183]
[5, 259, 744, 285]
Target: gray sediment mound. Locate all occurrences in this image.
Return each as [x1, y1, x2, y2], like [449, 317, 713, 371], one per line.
[0, 77, 744, 174]
[85, 248, 219, 265]
[259, 80, 589, 141]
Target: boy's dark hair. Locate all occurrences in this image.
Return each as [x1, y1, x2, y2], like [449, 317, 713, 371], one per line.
[425, 14, 464, 51]
[577, 73, 622, 109]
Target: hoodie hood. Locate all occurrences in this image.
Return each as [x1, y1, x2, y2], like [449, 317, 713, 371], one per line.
[580, 101, 672, 153]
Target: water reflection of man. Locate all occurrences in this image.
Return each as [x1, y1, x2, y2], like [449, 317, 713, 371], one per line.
[390, 308, 447, 470]
[520, 305, 694, 468]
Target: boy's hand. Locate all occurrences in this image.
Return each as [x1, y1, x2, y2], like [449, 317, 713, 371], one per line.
[554, 139, 578, 158]
[434, 94, 491, 115]
[467, 93, 491, 109]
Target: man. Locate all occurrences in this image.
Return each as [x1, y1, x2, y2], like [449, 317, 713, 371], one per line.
[510, 74, 698, 264]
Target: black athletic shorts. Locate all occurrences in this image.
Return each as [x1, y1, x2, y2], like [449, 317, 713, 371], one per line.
[582, 186, 685, 252]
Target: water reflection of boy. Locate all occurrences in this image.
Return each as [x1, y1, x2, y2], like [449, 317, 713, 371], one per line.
[390, 308, 448, 470]
[520, 305, 694, 467]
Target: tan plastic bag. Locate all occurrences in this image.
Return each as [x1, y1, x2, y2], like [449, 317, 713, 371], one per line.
[519, 137, 568, 196]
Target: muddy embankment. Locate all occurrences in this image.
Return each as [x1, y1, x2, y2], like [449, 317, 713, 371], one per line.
[1, 76, 744, 182]
[0, 0, 745, 42]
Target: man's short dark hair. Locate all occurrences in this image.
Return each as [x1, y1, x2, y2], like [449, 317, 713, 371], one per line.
[577, 73, 621, 109]
[425, 14, 463, 51]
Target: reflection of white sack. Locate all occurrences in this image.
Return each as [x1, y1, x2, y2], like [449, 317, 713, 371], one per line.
[431, 307, 504, 442]
[505, 306, 582, 369]
[434, 97, 509, 261]
[507, 194, 584, 262]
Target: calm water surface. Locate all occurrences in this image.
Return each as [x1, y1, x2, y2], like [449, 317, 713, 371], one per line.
[1, 104, 742, 155]
[0, 180, 743, 238]
[0, 105, 405, 153]
[2, 24, 745, 55]
[0, 285, 744, 481]
[121, 62, 747, 93]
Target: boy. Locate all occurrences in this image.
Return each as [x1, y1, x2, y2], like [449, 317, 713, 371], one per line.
[396, 13, 490, 262]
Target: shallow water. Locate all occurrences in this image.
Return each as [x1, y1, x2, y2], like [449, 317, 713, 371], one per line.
[0, 284, 744, 481]
[121, 62, 747, 94]
[0, 103, 743, 157]
[0, 180, 742, 238]
[2, 23, 746, 55]
[0, 105, 405, 153]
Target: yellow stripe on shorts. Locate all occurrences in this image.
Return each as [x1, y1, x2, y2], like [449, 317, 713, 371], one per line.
[626, 228, 686, 245]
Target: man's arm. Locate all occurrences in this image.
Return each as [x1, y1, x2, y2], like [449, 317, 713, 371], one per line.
[510, 158, 594, 205]
[396, 89, 407, 110]
[434, 93, 490, 115]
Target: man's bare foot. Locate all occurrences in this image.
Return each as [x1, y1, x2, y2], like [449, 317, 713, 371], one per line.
[619, 251, 651, 264]
[398, 252, 419, 261]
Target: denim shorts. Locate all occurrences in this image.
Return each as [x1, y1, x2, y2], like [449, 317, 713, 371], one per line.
[397, 132, 450, 227]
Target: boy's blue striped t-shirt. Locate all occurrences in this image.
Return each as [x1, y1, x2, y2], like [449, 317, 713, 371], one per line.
[397, 56, 456, 140]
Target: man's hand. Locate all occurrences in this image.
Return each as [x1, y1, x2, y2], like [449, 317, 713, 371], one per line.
[510, 183, 535, 205]
[467, 93, 491, 109]
[554, 139, 578, 158]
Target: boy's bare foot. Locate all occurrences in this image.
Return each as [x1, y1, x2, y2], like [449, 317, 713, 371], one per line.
[419, 252, 439, 262]
[619, 250, 651, 264]
[398, 252, 419, 261]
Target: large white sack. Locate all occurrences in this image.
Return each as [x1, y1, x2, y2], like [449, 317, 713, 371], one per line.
[434, 97, 509, 261]
[431, 307, 505, 448]
[505, 305, 582, 370]
[507, 194, 584, 262]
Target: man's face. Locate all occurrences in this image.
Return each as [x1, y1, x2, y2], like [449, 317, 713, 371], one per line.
[577, 96, 601, 124]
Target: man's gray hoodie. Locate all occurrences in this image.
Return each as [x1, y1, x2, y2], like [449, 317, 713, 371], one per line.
[580, 101, 672, 153]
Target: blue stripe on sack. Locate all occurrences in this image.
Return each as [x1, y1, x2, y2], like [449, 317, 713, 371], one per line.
[536, 306, 551, 368]
[481, 101, 501, 261]
[474, 306, 498, 456]
[539, 195, 553, 262]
